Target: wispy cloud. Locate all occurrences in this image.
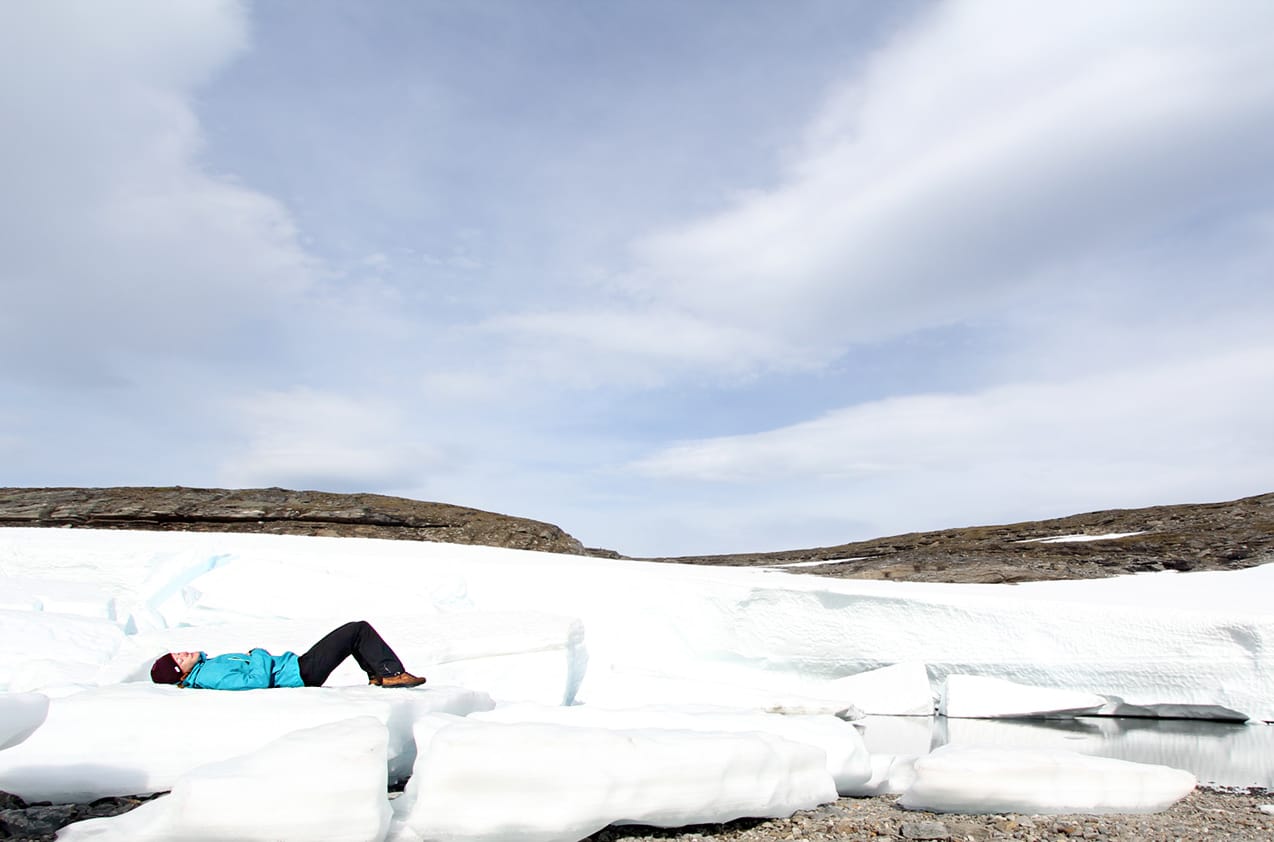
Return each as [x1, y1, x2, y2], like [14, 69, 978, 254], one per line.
[490, 1, 1274, 388]
[628, 0, 1274, 356]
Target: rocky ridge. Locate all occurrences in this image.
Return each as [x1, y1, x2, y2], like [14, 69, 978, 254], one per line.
[0, 486, 588, 556]
[3, 487, 1272, 584]
[645, 492, 1274, 584]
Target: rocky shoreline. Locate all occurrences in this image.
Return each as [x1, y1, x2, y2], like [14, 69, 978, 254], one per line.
[4, 787, 1270, 841]
[591, 787, 1274, 842]
[0, 791, 161, 841]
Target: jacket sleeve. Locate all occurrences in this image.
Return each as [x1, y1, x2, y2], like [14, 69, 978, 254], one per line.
[189, 650, 275, 690]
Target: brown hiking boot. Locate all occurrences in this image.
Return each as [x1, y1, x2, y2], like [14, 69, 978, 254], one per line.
[378, 671, 427, 688]
[368, 675, 382, 686]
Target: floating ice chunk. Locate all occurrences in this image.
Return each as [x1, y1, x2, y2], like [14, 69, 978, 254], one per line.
[0, 609, 125, 693]
[390, 715, 837, 842]
[58, 716, 391, 842]
[940, 674, 1106, 718]
[825, 662, 935, 716]
[474, 702, 871, 793]
[898, 746, 1196, 814]
[1259, 804, 1274, 815]
[0, 683, 490, 802]
[1097, 699, 1248, 721]
[0, 692, 49, 750]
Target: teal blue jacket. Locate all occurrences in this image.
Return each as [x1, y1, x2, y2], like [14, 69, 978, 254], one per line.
[179, 649, 304, 690]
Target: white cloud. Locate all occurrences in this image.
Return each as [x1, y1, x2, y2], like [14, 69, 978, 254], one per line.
[628, 342, 1274, 547]
[217, 388, 448, 491]
[0, 1, 318, 379]
[482, 307, 813, 387]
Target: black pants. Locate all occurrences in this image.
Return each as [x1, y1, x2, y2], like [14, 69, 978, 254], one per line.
[296, 620, 406, 687]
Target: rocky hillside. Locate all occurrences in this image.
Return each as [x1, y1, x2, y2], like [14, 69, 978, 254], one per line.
[2, 487, 1270, 584]
[646, 492, 1274, 583]
[0, 487, 587, 556]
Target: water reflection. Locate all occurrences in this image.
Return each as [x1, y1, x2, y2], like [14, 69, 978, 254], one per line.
[857, 715, 1274, 789]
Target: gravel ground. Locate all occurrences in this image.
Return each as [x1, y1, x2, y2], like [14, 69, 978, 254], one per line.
[586, 788, 1274, 842]
[2, 786, 1271, 840]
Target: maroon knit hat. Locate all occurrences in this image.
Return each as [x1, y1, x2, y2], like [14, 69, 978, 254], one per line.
[150, 653, 183, 684]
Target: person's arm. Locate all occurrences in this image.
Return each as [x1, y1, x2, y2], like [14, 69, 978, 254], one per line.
[184, 650, 274, 690]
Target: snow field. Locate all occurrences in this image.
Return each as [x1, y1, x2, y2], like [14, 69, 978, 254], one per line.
[97, 612, 587, 706]
[1, 526, 1264, 828]
[0, 609, 125, 694]
[2, 527, 1271, 720]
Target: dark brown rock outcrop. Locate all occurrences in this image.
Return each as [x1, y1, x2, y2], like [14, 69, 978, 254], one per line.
[643, 492, 1274, 583]
[2, 487, 1270, 583]
[0, 487, 587, 555]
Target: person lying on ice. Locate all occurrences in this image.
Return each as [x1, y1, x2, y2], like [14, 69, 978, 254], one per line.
[149, 620, 427, 689]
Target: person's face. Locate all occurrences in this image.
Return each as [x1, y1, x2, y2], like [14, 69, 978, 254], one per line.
[172, 651, 199, 674]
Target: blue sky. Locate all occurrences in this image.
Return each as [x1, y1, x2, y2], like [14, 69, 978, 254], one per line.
[4, 1, 1273, 556]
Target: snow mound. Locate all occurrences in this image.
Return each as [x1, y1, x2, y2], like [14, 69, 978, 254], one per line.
[898, 746, 1196, 814]
[0, 683, 491, 802]
[826, 662, 935, 716]
[474, 701, 871, 793]
[58, 716, 391, 842]
[0, 610, 125, 694]
[390, 715, 837, 842]
[0, 692, 49, 751]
